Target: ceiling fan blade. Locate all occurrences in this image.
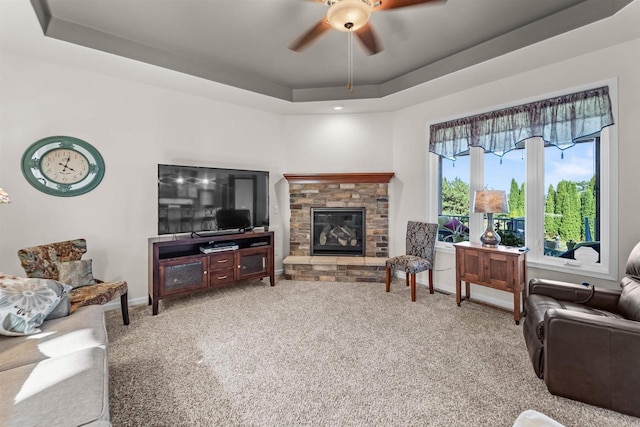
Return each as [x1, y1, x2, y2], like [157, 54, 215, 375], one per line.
[355, 23, 382, 55]
[375, 0, 446, 11]
[289, 17, 331, 51]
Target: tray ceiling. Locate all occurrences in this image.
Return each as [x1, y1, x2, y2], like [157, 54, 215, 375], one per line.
[30, 0, 633, 103]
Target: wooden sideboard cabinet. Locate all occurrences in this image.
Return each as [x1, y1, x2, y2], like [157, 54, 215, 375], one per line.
[454, 242, 527, 324]
[149, 231, 275, 315]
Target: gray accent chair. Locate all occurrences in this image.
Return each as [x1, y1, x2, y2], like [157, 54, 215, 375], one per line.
[385, 221, 438, 301]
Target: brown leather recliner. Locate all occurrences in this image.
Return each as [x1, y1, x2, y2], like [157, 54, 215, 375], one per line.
[523, 241, 640, 418]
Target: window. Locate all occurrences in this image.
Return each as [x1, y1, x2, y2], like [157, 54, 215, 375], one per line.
[543, 138, 599, 259]
[438, 153, 470, 243]
[430, 84, 617, 279]
[485, 148, 526, 247]
[525, 131, 615, 279]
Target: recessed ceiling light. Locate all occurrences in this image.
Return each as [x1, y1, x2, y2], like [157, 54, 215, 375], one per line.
[332, 105, 344, 110]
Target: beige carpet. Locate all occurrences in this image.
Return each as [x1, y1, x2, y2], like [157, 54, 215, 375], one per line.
[105, 279, 639, 427]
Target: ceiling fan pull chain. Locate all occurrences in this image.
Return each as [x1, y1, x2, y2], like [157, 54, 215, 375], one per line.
[347, 31, 355, 93]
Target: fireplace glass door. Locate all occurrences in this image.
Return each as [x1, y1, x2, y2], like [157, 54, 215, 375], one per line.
[311, 208, 365, 256]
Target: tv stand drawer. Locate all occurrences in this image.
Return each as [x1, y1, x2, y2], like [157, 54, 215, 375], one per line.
[209, 266, 236, 286]
[210, 252, 234, 265]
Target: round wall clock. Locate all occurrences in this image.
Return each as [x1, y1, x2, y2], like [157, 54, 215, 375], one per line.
[21, 136, 105, 197]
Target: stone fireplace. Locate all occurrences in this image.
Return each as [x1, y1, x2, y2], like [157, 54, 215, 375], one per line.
[283, 173, 394, 282]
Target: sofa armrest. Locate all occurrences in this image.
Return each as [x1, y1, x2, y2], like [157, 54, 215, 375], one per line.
[544, 308, 640, 417]
[528, 278, 621, 312]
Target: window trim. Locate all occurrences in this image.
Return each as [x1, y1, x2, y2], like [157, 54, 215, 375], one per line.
[429, 79, 618, 280]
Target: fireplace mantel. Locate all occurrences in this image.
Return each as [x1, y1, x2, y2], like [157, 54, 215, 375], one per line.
[284, 172, 394, 184]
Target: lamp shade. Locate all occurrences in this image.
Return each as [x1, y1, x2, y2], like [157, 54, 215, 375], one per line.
[327, 0, 372, 32]
[473, 190, 508, 247]
[473, 190, 509, 214]
[0, 187, 10, 204]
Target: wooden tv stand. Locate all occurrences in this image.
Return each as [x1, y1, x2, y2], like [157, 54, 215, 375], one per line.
[149, 231, 275, 315]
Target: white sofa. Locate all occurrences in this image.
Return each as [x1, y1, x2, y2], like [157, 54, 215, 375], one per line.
[0, 305, 110, 426]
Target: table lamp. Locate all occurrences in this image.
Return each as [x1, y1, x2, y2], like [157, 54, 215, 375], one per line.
[473, 190, 508, 247]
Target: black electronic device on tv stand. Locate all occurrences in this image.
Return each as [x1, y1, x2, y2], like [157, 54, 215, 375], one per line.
[191, 228, 245, 238]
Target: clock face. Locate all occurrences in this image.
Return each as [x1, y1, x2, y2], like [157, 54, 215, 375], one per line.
[21, 136, 105, 197]
[41, 148, 90, 184]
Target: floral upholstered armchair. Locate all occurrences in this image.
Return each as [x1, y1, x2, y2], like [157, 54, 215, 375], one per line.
[17, 239, 129, 325]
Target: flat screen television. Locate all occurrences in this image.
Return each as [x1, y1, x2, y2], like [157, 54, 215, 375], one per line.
[158, 164, 269, 236]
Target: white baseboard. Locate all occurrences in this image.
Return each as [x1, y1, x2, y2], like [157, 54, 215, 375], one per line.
[101, 295, 148, 311]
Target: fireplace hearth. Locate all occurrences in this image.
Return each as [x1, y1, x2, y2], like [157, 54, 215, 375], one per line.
[311, 207, 365, 256]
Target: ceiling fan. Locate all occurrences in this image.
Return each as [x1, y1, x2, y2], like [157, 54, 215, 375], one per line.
[289, 0, 446, 55]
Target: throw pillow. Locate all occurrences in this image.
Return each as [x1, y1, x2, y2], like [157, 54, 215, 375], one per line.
[0, 273, 72, 336]
[444, 218, 469, 233]
[56, 259, 97, 288]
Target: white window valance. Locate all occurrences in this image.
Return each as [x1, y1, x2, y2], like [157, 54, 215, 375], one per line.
[429, 86, 614, 160]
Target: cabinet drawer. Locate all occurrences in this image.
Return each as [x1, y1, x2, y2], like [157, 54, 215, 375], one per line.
[209, 252, 234, 266]
[210, 267, 236, 286]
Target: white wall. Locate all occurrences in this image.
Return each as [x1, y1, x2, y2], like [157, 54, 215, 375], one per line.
[0, 53, 286, 303]
[283, 113, 394, 173]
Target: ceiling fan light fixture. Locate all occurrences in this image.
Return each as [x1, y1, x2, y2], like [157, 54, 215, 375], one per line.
[327, 0, 373, 32]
